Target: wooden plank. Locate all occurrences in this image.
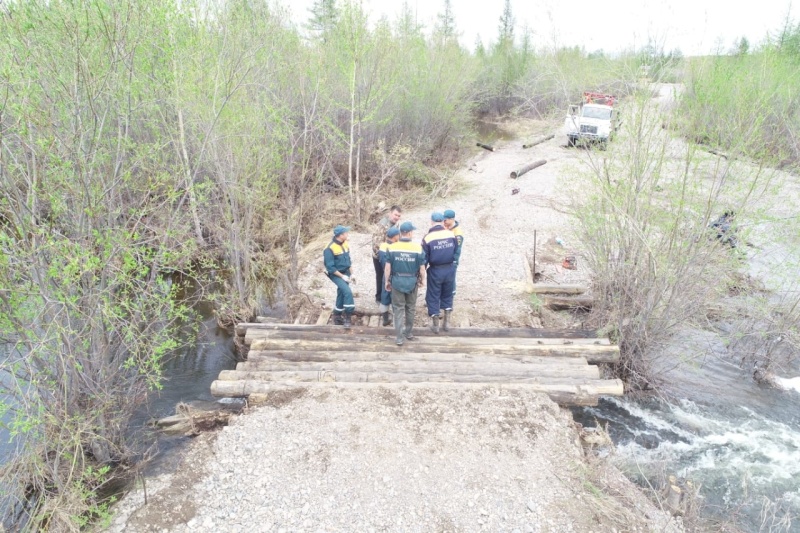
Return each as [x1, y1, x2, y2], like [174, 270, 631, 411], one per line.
[209, 380, 625, 406]
[217, 369, 602, 383]
[367, 315, 378, 327]
[526, 285, 587, 295]
[235, 323, 599, 338]
[232, 361, 600, 379]
[316, 309, 332, 326]
[246, 330, 610, 346]
[246, 350, 590, 365]
[248, 338, 619, 364]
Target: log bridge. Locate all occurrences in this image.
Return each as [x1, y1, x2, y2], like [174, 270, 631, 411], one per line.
[212, 321, 623, 406]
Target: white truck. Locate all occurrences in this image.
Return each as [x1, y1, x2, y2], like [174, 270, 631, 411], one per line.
[564, 92, 618, 148]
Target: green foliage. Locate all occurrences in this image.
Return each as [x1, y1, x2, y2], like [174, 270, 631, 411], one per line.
[677, 19, 800, 167]
[573, 93, 773, 390]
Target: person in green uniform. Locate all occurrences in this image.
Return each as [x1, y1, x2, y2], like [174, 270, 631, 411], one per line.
[384, 221, 427, 346]
[378, 226, 401, 326]
[323, 225, 354, 328]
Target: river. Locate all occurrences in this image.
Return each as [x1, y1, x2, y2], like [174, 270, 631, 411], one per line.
[574, 327, 800, 531]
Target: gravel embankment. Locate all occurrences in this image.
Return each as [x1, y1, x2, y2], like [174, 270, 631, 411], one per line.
[107, 387, 679, 532]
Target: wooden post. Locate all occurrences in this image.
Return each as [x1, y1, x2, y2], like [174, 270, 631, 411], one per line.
[532, 230, 537, 284]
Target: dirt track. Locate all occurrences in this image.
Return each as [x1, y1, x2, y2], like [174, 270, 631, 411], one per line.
[296, 118, 593, 330]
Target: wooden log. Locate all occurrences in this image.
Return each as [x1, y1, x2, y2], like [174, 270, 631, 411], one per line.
[510, 159, 547, 179]
[247, 330, 609, 346]
[246, 350, 590, 365]
[235, 323, 600, 338]
[544, 295, 594, 311]
[256, 316, 280, 323]
[216, 369, 604, 384]
[233, 361, 600, 379]
[526, 284, 587, 295]
[209, 380, 625, 406]
[316, 309, 332, 326]
[248, 338, 619, 363]
[476, 142, 495, 152]
[522, 134, 555, 149]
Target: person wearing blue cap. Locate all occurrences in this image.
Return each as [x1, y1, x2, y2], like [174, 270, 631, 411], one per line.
[377, 226, 401, 326]
[443, 209, 464, 304]
[421, 212, 458, 333]
[384, 221, 426, 345]
[323, 225, 354, 328]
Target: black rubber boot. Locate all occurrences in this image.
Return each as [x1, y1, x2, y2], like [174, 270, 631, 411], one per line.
[333, 314, 344, 326]
[430, 315, 440, 334]
[442, 310, 451, 332]
[382, 311, 391, 326]
[343, 315, 352, 329]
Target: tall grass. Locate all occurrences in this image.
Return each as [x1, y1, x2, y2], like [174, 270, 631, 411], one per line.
[678, 47, 800, 168]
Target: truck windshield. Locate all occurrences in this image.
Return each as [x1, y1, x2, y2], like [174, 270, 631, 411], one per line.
[582, 107, 612, 120]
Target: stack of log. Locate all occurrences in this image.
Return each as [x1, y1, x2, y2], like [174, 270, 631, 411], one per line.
[212, 324, 624, 406]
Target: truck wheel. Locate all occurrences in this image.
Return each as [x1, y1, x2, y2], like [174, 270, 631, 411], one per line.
[567, 137, 575, 147]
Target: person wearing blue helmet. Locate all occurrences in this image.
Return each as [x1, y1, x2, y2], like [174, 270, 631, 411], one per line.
[378, 226, 401, 326]
[323, 225, 354, 328]
[442, 209, 463, 305]
[421, 212, 457, 333]
[385, 221, 426, 345]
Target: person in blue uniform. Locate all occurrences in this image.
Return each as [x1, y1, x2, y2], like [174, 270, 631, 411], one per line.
[443, 209, 464, 297]
[384, 221, 426, 345]
[378, 226, 400, 326]
[323, 225, 354, 328]
[421, 212, 457, 333]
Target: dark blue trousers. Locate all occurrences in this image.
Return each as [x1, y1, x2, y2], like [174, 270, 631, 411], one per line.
[425, 264, 455, 317]
[329, 275, 354, 315]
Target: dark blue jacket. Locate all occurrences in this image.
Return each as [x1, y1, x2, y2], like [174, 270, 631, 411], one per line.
[422, 225, 457, 267]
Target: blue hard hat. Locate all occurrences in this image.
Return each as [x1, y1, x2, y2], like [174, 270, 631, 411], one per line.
[443, 209, 456, 219]
[399, 221, 416, 233]
[386, 226, 400, 238]
[431, 212, 444, 222]
[333, 225, 350, 236]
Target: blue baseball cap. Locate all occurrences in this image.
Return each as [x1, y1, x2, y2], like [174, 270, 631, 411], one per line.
[443, 209, 456, 219]
[386, 226, 400, 238]
[333, 225, 350, 236]
[431, 212, 444, 222]
[399, 221, 416, 233]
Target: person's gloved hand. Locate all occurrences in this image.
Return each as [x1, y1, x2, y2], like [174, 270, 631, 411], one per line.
[341, 275, 350, 283]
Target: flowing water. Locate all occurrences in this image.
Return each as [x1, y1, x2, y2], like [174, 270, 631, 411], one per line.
[574, 338, 800, 531]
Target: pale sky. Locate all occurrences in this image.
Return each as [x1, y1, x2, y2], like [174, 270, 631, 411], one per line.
[288, 0, 796, 56]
